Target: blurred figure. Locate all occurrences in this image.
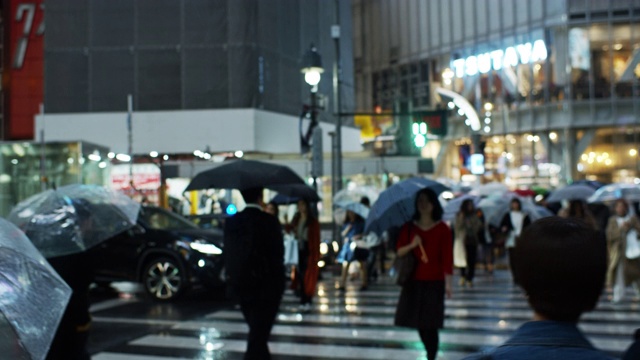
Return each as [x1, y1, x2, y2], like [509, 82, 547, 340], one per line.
[453, 199, 482, 287]
[287, 200, 320, 311]
[265, 201, 279, 218]
[464, 217, 610, 359]
[224, 188, 284, 360]
[361, 196, 384, 283]
[46, 253, 93, 360]
[605, 199, 640, 303]
[623, 329, 640, 360]
[561, 199, 599, 230]
[477, 209, 495, 275]
[47, 202, 94, 360]
[500, 198, 531, 279]
[337, 210, 367, 290]
[394, 188, 453, 360]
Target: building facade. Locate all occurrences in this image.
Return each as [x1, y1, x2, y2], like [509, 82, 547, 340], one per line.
[354, 0, 640, 188]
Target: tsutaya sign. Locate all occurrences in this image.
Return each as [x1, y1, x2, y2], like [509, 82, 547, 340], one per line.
[452, 40, 548, 77]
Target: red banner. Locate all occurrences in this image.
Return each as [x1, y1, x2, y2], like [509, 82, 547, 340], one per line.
[6, 0, 44, 139]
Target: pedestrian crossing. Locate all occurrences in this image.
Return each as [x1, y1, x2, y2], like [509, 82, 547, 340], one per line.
[93, 270, 636, 359]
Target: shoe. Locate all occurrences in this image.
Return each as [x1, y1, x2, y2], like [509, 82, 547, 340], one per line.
[360, 285, 368, 291]
[337, 286, 346, 292]
[458, 278, 465, 286]
[466, 281, 473, 288]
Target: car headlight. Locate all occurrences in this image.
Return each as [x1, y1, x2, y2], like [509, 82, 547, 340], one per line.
[319, 243, 329, 255]
[190, 240, 223, 255]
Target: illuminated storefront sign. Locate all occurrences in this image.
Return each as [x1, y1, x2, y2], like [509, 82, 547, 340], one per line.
[452, 40, 548, 77]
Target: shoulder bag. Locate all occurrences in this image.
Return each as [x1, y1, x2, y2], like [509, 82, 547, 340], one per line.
[392, 224, 427, 286]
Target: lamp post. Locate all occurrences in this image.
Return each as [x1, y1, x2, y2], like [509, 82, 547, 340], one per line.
[301, 44, 324, 190]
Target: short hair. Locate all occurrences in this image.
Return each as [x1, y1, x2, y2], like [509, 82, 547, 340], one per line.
[360, 196, 371, 207]
[240, 187, 264, 204]
[510, 198, 522, 210]
[413, 188, 443, 221]
[514, 216, 606, 322]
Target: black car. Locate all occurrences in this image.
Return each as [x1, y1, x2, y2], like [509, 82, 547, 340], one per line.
[90, 206, 225, 301]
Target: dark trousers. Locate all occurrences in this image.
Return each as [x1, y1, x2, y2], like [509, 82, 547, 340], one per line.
[460, 244, 477, 282]
[297, 248, 311, 304]
[418, 328, 439, 360]
[240, 287, 283, 360]
[367, 244, 382, 280]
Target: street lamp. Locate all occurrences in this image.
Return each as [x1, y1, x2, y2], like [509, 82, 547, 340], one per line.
[301, 45, 324, 90]
[300, 44, 324, 190]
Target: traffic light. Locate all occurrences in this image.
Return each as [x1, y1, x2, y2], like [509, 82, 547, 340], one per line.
[412, 120, 428, 148]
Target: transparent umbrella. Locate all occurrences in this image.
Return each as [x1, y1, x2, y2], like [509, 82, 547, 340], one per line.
[0, 218, 71, 360]
[333, 186, 380, 205]
[588, 183, 640, 203]
[480, 195, 553, 227]
[7, 184, 140, 258]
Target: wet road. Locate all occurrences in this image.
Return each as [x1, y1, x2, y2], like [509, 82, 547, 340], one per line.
[88, 268, 635, 359]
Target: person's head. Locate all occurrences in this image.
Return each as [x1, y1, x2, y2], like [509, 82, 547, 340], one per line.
[568, 199, 586, 217]
[460, 199, 476, 216]
[413, 188, 443, 221]
[360, 196, 371, 208]
[345, 210, 356, 222]
[615, 198, 630, 217]
[510, 198, 522, 212]
[514, 216, 606, 322]
[265, 201, 278, 217]
[297, 199, 309, 217]
[240, 187, 264, 206]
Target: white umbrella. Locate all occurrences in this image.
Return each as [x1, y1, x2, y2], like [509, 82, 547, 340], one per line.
[470, 182, 509, 197]
[443, 194, 480, 222]
[546, 184, 596, 203]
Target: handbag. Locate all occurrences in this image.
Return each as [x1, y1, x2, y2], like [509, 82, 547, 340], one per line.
[626, 231, 640, 260]
[283, 234, 299, 265]
[392, 224, 427, 286]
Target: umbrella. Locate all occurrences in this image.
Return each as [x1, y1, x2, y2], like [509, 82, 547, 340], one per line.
[479, 195, 553, 227]
[335, 201, 370, 219]
[546, 185, 596, 203]
[443, 194, 480, 222]
[0, 217, 71, 360]
[8, 184, 140, 258]
[469, 182, 509, 197]
[269, 193, 300, 205]
[365, 177, 450, 235]
[588, 183, 640, 203]
[184, 159, 306, 192]
[269, 183, 320, 203]
[333, 186, 380, 205]
[572, 179, 607, 190]
[513, 188, 536, 198]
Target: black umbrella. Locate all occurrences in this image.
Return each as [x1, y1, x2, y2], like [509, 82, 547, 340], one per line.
[269, 184, 320, 203]
[184, 160, 306, 192]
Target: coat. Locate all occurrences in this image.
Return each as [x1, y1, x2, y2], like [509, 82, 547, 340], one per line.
[223, 206, 285, 301]
[287, 214, 321, 297]
[453, 213, 482, 268]
[500, 211, 531, 248]
[605, 215, 640, 287]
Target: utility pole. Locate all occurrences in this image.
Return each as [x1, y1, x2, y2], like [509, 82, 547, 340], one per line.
[332, 0, 342, 194]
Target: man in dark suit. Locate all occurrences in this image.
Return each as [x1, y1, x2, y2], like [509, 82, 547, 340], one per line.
[224, 187, 285, 360]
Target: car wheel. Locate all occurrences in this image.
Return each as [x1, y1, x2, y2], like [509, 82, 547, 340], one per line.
[143, 257, 186, 301]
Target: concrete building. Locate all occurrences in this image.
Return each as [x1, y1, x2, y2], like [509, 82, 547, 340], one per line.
[353, 0, 640, 188]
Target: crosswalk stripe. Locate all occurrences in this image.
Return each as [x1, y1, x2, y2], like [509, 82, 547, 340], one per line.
[93, 271, 635, 359]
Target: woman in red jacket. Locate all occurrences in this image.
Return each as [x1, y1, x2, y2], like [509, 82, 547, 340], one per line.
[394, 188, 453, 360]
[288, 199, 321, 311]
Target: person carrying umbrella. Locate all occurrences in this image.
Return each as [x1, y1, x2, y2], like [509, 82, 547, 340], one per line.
[337, 207, 368, 291]
[224, 187, 285, 360]
[453, 199, 483, 288]
[394, 188, 453, 360]
[286, 199, 320, 312]
[605, 199, 640, 303]
[500, 197, 531, 280]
